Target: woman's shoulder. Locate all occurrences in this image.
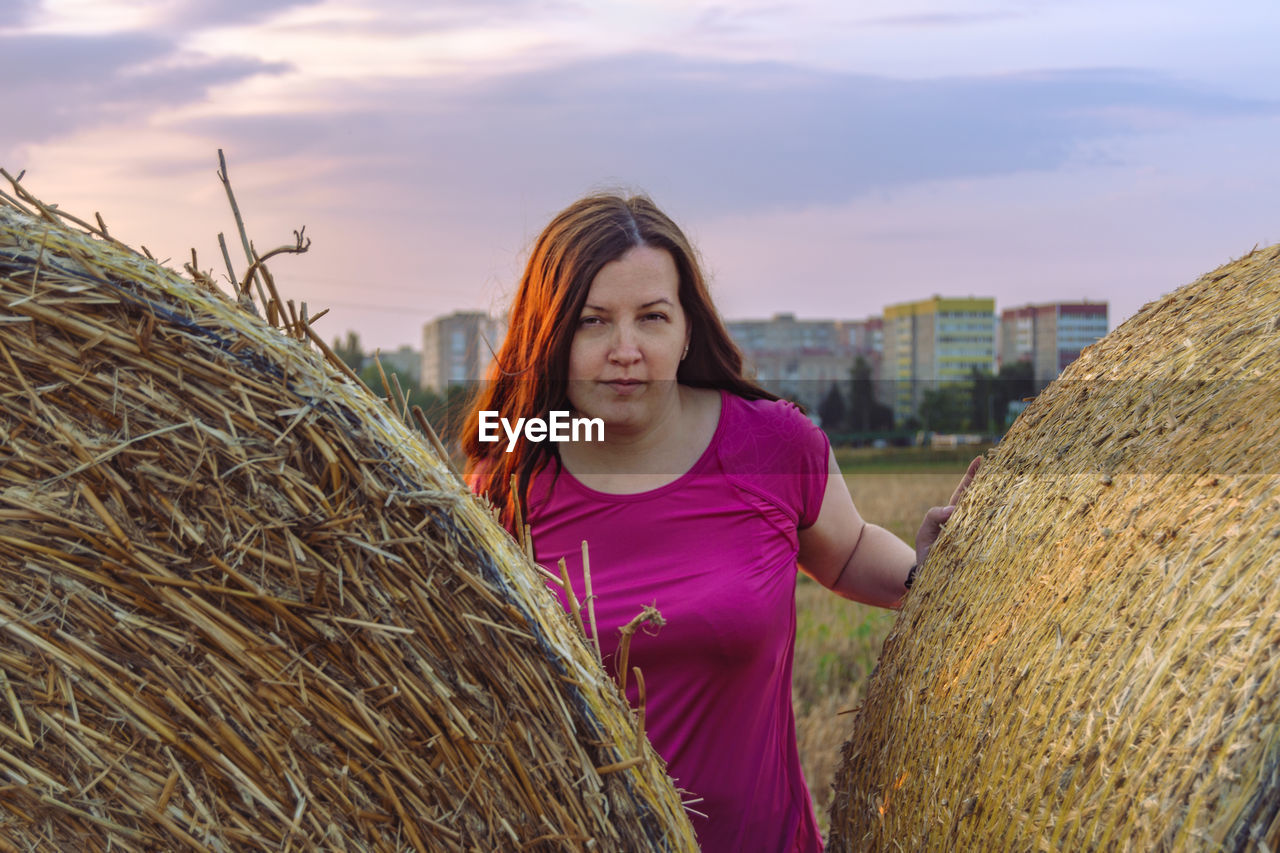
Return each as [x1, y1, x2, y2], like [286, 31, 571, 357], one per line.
[717, 392, 828, 465]
[715, 391, 830, 522]
[722, 392, 817, 434]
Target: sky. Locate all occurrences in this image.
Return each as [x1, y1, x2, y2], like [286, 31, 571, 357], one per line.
[2, 0, 1278, 349]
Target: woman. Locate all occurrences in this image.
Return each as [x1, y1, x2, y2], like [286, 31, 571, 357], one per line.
[464, 193, 978, 852]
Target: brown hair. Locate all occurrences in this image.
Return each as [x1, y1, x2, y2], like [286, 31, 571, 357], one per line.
[462, 192, 775, 528]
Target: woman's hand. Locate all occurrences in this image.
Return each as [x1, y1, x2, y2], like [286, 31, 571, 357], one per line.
[914, 456, 982, 567]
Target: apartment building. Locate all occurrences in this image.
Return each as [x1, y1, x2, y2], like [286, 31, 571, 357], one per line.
[726, 313, 881, 411]
[999, 302, 1108, 387]
[882, 296, 996, 422]
[420, 311, 507, 393]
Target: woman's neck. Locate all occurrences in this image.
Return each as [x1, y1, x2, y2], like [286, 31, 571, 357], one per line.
[559, 386, 721, 490]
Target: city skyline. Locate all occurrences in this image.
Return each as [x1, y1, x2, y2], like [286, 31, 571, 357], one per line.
[412, 295, 1106, 355]
[3, 1, 1277, 349]
[416, 298, 1107, 421]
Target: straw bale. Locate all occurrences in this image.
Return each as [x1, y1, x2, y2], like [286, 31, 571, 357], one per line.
[828, 245, 1280, 851]
[0, 178, 697, 851]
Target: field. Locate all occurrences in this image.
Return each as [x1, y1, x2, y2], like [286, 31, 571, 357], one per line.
[792, 448, 987, 831]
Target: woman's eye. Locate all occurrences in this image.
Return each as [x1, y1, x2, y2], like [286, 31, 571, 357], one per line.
[578, 316, 603, 326]
[642, 312, 668, 322]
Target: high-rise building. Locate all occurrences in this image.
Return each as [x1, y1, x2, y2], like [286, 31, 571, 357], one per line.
[882, 296, 996, 422]
[999, 302, 1108, 387]
[852, 316, 883, 356]
[726, 313, 881, 411]
[420, 311, 507, 394]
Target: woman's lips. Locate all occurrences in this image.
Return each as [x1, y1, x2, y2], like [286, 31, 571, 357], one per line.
[604, 379, 644, 395]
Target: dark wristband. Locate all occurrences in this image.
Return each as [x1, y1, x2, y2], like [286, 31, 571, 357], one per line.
[904, 563, 919, 590]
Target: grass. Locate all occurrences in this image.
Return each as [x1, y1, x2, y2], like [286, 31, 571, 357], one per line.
[833, 444, 993, 475]
[792, 453, 984, 832]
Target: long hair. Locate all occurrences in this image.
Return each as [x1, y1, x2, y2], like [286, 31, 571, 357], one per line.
[463, 192, 775, 528]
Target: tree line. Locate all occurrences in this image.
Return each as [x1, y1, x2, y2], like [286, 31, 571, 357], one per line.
[818, 356, 1035, 440]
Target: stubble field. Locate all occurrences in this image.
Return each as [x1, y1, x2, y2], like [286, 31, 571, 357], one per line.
[792, 449, 987, 831]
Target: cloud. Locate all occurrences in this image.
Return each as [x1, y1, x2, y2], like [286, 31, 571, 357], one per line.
[0, 32, 289, 160]
[175, 53, 1277, 223]
[8, 0, 40, 25]
[162, 0, 326, 28]
[690, 3, 798, 37]
[224, 0, 585, 38]
[860, 11, 1023, 28]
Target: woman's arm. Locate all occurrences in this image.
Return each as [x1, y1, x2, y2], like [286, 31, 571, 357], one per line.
[797, 451, 981, 609]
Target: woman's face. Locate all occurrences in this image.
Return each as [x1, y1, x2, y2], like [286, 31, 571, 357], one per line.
[566, 245, 690, 433]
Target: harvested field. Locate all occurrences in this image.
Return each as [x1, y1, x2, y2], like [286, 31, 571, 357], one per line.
[829, 245, 1280, 851]
[0, 174, 697, 851]
[793, 470, 965, 833]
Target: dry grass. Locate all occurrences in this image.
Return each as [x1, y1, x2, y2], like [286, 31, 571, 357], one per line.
[793, 469, 972, 834]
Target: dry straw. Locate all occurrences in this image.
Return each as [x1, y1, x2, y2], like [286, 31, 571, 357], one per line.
[0, 169, 698, 851]
[829, 245, 1280, 850]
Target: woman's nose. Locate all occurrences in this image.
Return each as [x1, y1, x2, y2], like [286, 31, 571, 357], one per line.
[608, 324, 641, 364]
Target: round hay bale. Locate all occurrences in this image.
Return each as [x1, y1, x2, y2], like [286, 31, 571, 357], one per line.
[0, 180, 698, 851]
[829, 245, 1280, 851]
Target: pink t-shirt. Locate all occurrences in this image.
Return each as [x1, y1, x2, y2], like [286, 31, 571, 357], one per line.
[526, 391, 830, 852]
